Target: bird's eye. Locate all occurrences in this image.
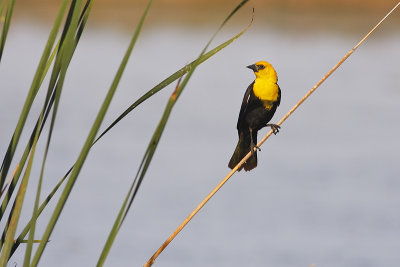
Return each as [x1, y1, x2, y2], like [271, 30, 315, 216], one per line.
[257, 65, 265, 70]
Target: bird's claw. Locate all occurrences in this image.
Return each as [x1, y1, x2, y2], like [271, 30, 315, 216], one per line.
[266, 124, 280, 135]
[250, 143, 261, 156]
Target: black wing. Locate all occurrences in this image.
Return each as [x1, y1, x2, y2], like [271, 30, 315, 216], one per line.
[236, 81, 255, 130]
[276, 84, 281, 107]
[236, 82, 281, 131]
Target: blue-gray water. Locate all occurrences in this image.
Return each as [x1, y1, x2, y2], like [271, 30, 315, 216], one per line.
[1, 18, 400, 267]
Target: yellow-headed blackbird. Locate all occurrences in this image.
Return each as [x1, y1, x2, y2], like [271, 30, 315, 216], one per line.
[228, 61, 281, 171]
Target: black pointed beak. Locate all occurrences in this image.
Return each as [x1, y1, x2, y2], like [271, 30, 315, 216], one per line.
[247, 64, 258, 72]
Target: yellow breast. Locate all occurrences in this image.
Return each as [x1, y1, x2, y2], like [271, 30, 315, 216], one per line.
[253, 78, 279, 110]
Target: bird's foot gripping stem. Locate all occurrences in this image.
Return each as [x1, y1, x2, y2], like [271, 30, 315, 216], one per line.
[249, 128, 261, 156]
[250, 142, 261, 155]
[266, 124, 280, 135]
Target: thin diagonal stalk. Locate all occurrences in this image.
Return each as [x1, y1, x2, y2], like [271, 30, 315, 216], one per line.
[143, 2, 400, 266]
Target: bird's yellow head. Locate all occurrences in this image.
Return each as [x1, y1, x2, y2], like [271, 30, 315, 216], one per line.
[247, 61, 277, 82]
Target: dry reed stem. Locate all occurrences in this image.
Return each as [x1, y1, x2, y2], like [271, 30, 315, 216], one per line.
[144, 3, 400, 266]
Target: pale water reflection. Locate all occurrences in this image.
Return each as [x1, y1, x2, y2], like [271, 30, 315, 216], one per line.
[1, 17, 400, 267]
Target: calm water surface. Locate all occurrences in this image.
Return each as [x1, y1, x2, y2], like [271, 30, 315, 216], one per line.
[1, 17, 400, 267]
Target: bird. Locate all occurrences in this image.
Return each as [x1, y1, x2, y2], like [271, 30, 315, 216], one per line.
[228, 60, 281, 171]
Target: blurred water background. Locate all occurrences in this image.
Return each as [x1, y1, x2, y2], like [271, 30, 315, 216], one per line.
[1, 0, 400, 266]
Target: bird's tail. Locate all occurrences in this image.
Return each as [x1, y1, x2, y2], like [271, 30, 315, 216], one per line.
[228, 131, 257, 171]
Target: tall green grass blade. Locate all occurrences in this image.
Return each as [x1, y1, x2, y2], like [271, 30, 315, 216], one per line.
[14, 0, 251, 255]
[76, 0, 94, 40]
[28, 0, 86, 262]
[0, 1, 6, 15]
[0, 0, 15, 61]
[25, 159, 44, 265]
[8, 0, 250, 258]
[4, 2, 93, 254]
[8, 22, 252, 245]
[0, 122, 40, 266]
[24, 10, 81, 265]
[124, 0, 251, 219]
[0, 94, 54, 244]
[24, 7, 84, 260]
[0, 91, 52, 222]
[0, 0, 93, 224]
[0, 92, 56, 250]
[30, 0, 150, 265]
[97, 1, 251, 265]
[24, 0, 90, 257]
[0, 37, 58, 205]
[94, 0, 250, 142]
[30, 0, 94, 203]
[23, 131, 44, 266]
[0, 0, 92, 259]
[0, 0, 69, 190]
[10, 166, 70, 258]
[95, 30, 248, 143]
